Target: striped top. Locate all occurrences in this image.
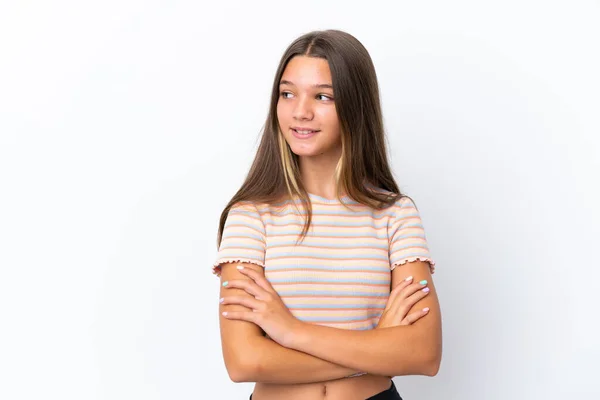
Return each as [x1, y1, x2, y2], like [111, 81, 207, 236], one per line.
[212, 191, 436, 331]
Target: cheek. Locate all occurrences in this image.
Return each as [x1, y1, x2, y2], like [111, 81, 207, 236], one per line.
[277, 99, 292, 114]
[318, 108, 340, 134]
[276, 103, 283, 121]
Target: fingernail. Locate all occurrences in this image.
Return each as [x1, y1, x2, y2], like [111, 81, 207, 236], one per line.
[419, 280, 428, 285]
[236, 266, 244, 270]
[222, 311, 228, 316]
[404, 276, 413, 282]
[423, 307, 430, 313]
[222, 281, 228, 287]
[219, 298, 224, 303]
[422, 287, 430, 293]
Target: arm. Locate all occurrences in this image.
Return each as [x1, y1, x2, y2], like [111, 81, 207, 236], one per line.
[245, 335, 363, 384]
[289, 260, 442, 377]
[215, 203, 364, 383]
[219, 262, 363, 383]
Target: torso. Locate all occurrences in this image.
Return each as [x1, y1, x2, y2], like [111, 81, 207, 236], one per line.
[252, 374, 392, 400]
[260, 194, 396, 331]
[251, 191, 401, 399]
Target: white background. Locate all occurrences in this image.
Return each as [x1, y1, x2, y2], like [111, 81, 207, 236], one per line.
[1, 1, 599, 399]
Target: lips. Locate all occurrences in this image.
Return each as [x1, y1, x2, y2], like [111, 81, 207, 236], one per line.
[291, 127, 320, 134]
[291, 128, 319, 139]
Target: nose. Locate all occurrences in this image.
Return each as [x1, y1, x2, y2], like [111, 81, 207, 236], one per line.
[293, 95, 314, 121]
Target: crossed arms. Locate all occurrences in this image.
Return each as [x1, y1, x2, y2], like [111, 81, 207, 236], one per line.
[217, 260, 442, 383]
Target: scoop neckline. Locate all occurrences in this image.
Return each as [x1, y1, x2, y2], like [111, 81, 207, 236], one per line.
[307, 192, 352, 204]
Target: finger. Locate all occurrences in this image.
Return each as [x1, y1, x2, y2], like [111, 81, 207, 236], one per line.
[401, 307, 430, 325]
[397, 280, 429, 302]
[223, 279, 266, 298]
[387, 279, 422, 311]
[391, 285, 431, 319]
[220, 295, 263, 310]
[402, 285, 431, 307]
[236, 266, 276, 293]
[221, 310, 260, 323]
[385, 276, 413, 311]
[386, 285, 430, 324]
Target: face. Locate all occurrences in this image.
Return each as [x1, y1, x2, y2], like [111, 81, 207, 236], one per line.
[276, 56, 342, 159]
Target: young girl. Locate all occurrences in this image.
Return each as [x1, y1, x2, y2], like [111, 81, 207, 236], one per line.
[212, 30, 442, 400]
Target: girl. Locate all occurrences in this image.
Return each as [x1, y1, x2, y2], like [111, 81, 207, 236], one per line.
[212, 30, 442, 400]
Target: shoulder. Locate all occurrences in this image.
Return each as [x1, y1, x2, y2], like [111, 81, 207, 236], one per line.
[382, 194, 423, 230]
[229, 199, 281, 220]
[229, 200, 260, 214]
[228, 199, 293, 227]
[392, 195, 421, 217]
[225, 201, 266, 231]
[365, 185, 417, 213]
[393, 195, 418, 210]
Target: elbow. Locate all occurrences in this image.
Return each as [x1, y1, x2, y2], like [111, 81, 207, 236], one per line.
[422, 356, 441, 377]
[229, 370, 251, 383]
[389, 349, 441, 377]
[421, 345, 442, 377]
[225, 354, 257, 383]
[227, 360, 255, 383]
[224, 336, 266, 383]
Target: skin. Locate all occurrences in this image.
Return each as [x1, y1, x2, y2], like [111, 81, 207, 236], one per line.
[277, 55, 342, 199]
[222, 263, 436, 398]
[218, 56, 441, 399]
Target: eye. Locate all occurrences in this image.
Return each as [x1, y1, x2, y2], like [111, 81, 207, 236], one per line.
[280, 91, 293, 99]
[317, 94, 333, 101]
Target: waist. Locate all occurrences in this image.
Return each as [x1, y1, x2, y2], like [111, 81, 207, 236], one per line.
[252, 374, 392, 400]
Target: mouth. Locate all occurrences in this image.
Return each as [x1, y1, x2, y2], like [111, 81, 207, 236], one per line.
[291, 128, 320, 136]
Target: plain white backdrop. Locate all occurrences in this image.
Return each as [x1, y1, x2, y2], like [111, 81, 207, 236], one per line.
[1, 1, 599, 399]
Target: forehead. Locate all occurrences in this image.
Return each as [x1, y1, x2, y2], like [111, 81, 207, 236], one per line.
[280, 56, 332, 86]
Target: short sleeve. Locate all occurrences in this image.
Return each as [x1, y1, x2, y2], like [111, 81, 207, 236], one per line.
[212, 201, 267, 277]
[388, 196, 436, 274]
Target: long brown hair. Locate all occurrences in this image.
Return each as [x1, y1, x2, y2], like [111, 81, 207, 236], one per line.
[217, 29, 407, 247]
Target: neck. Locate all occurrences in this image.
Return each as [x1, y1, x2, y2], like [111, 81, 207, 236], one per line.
[298, 149, 343, 200]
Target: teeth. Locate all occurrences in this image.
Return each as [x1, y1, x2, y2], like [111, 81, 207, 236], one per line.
[295, 129, 316, 134]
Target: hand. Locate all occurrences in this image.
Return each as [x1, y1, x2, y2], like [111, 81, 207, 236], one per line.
[220, 266, 303, 348]
[376, 276, 431, 329]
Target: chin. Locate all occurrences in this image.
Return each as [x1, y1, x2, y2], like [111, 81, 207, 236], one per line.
[287, 141, 341, 159]
[288, 147, 320, 157]
[283, 134, 340, 158]
[284, 139, 317, 156]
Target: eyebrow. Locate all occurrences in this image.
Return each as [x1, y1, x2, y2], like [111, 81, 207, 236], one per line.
[279, 80, 333, 90]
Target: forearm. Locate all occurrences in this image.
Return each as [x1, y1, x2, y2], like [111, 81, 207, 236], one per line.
[290, 323, 441, 377]
[244, 336, 363, 384]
